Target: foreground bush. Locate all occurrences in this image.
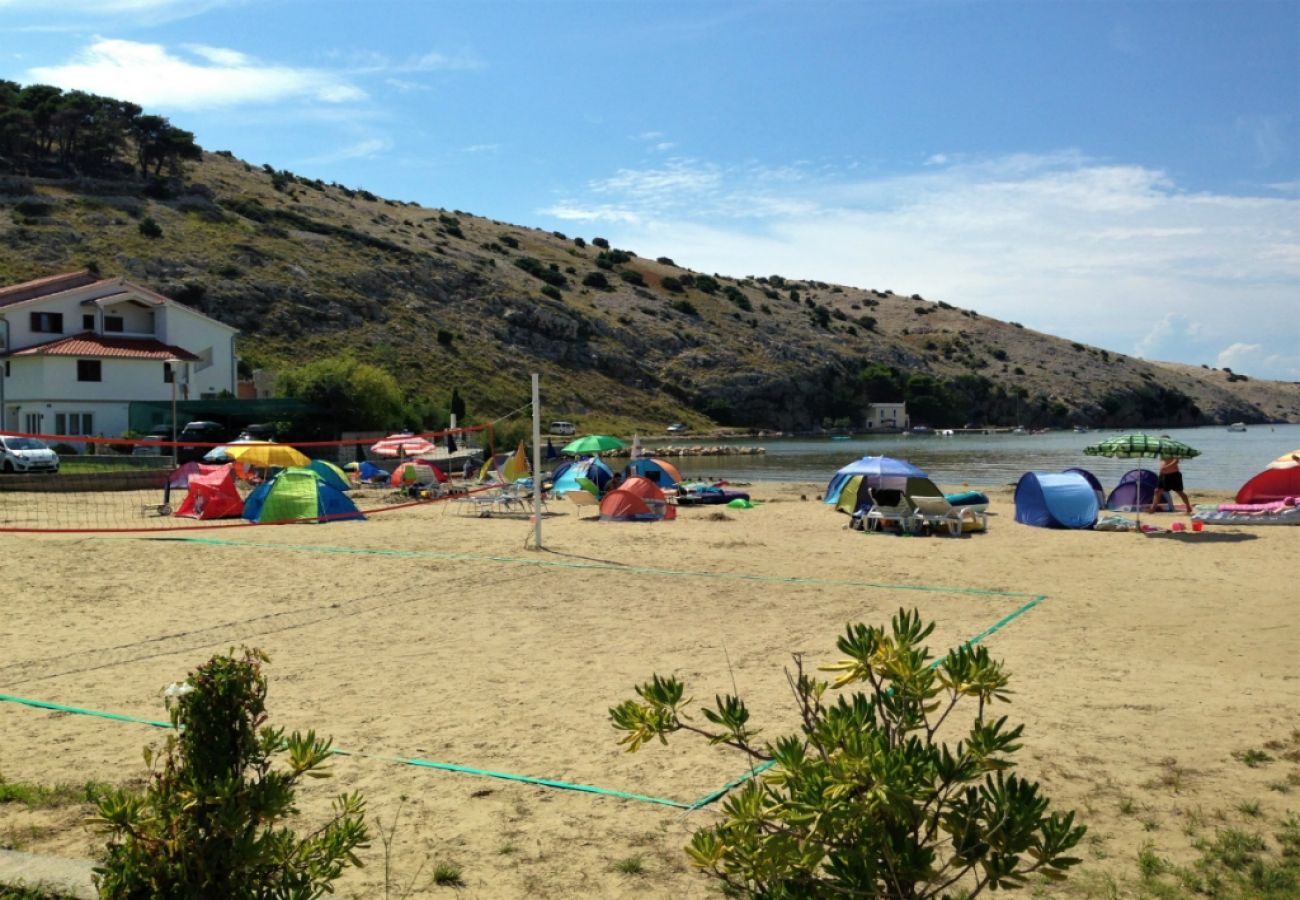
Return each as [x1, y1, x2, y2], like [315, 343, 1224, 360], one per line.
[611, 609, 1085, 897]
[91, 647, 368, 898]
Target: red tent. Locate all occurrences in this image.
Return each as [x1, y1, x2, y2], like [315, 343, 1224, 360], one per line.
[1236, 465, 1300, 504]
[175, 466, 245, 520]
[599, 476, 675, 521]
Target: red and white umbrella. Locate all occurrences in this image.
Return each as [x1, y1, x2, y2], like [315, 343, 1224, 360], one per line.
[370, 433, 436, 458]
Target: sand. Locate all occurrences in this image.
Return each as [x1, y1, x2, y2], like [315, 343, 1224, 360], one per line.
[1, 483, 1297, 897]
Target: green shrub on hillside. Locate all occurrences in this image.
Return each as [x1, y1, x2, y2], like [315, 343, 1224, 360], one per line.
[582, 271, 610, 290]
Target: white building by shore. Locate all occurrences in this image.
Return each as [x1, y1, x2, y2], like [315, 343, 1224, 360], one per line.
[0, 271, 238, 438]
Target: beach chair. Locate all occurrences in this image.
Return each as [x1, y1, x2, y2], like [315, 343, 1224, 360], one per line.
[911, 494, 987, 536]
[566, 490, 600, 519]
[864, 488, 920, 534]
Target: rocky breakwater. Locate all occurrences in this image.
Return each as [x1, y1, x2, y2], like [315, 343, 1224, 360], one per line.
[606, 444, 766, 458]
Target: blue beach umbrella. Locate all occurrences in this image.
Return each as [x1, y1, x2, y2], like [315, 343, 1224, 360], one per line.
[825, 456, 928, 504]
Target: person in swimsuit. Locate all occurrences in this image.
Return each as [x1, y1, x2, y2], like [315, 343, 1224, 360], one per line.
[1150, 445, 1192, 514]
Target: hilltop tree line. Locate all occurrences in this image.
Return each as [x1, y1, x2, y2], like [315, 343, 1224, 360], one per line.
[0, 81, 200, 178]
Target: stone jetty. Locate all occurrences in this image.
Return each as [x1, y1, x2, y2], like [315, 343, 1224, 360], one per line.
[605, 444, 766, 458]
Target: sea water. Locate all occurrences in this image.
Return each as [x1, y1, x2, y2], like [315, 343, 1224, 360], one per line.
[647, 424, 1300, 491]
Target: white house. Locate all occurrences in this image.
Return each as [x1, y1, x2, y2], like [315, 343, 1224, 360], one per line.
[864, 402, 908, 431]
[0, 271, 238, 438]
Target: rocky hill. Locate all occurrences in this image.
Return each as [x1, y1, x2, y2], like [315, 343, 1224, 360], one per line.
[2, 152, 1297, 433]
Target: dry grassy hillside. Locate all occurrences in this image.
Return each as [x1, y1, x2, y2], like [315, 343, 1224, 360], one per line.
[2, 152, 1296, 432]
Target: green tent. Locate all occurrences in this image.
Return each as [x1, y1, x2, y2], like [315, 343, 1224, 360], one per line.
[242, 468, 363, 524]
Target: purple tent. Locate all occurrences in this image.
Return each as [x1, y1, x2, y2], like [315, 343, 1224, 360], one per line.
[1105, 469, 1172, 512]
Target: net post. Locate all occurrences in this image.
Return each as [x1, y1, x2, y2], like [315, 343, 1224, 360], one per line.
[531, 373, 543, 550]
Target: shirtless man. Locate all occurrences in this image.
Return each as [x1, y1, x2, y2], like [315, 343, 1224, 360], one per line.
[1150, 451, 1192, 514]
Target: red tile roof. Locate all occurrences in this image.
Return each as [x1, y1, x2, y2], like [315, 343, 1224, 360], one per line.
[7, 332, 199, 361]
[0, 271, 102, 308]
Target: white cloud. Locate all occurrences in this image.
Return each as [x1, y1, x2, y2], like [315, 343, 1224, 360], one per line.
[297, 137, 390, 166]
[27, 38, 365, 110]
[183, 44, 250, 67]
[541, 151, 1300, 379]
[924, 153, 948, 166]
[460, 143, 500, 155]
[1215, 342, 1259, 369]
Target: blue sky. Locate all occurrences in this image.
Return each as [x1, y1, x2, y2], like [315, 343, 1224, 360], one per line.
[3, 0, 1297, 379]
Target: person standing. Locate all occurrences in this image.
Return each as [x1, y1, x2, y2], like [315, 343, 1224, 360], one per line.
[1150, 439, 1191, 514]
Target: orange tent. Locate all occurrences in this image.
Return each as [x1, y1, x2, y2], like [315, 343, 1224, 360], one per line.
[599, 476, 675, 521]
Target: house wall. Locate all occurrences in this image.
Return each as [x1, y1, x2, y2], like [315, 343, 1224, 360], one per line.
[864, 403, 909, 430]
[158, 306, 235, 398]
[3, 291, 99, 348]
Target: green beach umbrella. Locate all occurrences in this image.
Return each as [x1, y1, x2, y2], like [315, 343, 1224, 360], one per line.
[1083, 433, 1201, 461]
[561, 434, 625, 454]
[1083, 433, 1199, 527]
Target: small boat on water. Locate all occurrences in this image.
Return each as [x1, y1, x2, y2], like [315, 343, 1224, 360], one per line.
[1227, 422, 1247, 432]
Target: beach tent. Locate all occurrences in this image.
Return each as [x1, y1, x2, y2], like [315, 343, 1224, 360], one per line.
[1235, 453, 1300, 504]
[1236, 468, 1300, 504]
[306, 459, 352, 492]
[825, 456, 926, 505]
[242, 468, 364, 524]
[1014, 472, 1099, 529]
[1064, 467, 1106, 507]
[553, 458, 613, 496]
[174, 465, 244, 520]
[1105, 469, 1172, 512]
[167, 461, 227, 490]
[358, 460, 389, 483]
[389, 460, 447, 488]
[626, 457, 683, 490]
[599, 476, 675, 522]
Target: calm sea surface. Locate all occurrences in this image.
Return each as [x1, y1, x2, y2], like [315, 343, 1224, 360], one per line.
[642, 424, 1300, 491]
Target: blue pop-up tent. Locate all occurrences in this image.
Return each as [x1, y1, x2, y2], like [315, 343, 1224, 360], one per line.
[1014, 472, 1099, 529]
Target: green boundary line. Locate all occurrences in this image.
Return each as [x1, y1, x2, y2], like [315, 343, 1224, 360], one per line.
[115, 535, 1039, 598]
[5, 539, 1048, 810]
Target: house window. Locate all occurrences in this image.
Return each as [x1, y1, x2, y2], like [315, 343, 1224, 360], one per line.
[24, 412, 42, 433]
[77, 359, 102, 382]
[55, 413, 94, 435]
[30, 312, 63, 333]
[3, 361, 8, 377]
[104, 315, 124, 333]
[83, 314, 95, 330]
[164, 362, 174, 383]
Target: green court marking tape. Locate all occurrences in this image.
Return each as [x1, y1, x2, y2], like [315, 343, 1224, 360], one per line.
[0, 692, 171, 729]
[129, 536, 1038, 599]
[0, 692, 688, 809]
[685, 593, 1050, 810]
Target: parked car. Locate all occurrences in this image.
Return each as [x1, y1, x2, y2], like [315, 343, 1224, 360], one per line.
[0, 435, 60, 473]
[131, 424, 177, 456]
[666, 423, 689, 434]
[177, 420, 234, 463]
[548, 421, 577, 436]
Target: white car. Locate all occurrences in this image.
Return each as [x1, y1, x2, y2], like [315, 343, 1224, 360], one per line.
[0, 435, 60, 473]
[666, 423, 689, 434]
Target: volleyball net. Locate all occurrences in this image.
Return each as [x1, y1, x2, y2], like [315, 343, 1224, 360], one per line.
[0, 425, 494, 532]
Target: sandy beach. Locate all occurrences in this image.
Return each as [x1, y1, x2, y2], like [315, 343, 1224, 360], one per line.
[1, 482, 1296, 897]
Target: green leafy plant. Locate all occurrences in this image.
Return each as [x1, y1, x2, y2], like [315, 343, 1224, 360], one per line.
[610, 609, 1085, 898]
[90, 647, 369, 898]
